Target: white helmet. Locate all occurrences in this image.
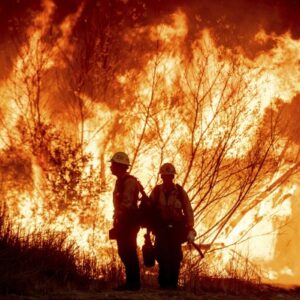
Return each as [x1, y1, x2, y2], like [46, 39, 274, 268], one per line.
[110, 152, 130, 166]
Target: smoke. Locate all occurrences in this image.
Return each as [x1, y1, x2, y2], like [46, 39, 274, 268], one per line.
[63, 0, 300, 58]
[1, 0, 300, 77]
[182, 0, 300, 50]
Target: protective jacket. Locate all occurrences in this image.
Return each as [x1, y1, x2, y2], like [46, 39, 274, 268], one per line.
[113, 174, 139, 224]
[149, 183, 194, 229]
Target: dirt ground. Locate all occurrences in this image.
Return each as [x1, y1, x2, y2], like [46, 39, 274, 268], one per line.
[2, 288, 300, 300]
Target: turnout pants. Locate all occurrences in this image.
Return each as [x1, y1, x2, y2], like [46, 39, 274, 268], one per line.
[116, 223, 140, 288]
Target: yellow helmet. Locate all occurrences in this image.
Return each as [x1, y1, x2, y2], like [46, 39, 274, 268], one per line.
[159, 163, 176, 175]
[110, 152, 130, 166]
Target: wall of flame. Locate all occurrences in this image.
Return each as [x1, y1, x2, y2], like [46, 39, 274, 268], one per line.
[1, 0, 300, 285]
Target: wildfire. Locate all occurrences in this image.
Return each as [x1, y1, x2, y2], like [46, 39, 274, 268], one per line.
[1, 0, 300, 285]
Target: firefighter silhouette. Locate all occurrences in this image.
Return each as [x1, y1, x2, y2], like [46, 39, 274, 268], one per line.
[149, 163, 196, 289]
[109, 152, 141, 291]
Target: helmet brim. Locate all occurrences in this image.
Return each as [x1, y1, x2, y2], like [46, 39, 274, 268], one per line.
[109, 159, 130, 166]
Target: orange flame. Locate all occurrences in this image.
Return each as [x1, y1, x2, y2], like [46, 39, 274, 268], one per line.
[1, 2, 300, 285]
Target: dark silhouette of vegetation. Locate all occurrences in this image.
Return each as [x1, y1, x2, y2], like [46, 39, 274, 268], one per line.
[0, 207, 91, 295]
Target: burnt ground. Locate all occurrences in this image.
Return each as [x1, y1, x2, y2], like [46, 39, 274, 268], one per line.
[1, 288, 300, 300]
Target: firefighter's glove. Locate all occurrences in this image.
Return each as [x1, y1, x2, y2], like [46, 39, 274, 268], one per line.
[187, 228, 197, 243]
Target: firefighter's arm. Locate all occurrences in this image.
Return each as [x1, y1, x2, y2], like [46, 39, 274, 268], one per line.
[181, 189, 194, 229]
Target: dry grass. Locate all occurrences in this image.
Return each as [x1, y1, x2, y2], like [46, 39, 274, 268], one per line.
[1, 207, 297, 299]
[0, 208, 100, 295]
[179, 247, 263, 295]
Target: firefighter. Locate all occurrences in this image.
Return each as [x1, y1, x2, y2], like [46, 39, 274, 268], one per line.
[109, 152, 141, 291]
[149, 163, 196, 290]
